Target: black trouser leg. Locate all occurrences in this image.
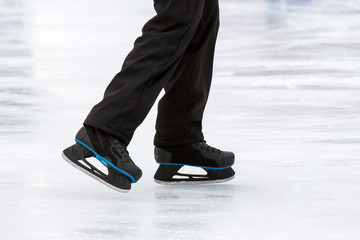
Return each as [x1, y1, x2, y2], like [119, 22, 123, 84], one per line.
[84, 0, 211, 146]
[154, 0, 220, 146]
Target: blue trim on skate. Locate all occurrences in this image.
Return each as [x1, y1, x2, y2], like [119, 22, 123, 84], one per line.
[75, 138, 136, 183]
[157, 162, 232, 170]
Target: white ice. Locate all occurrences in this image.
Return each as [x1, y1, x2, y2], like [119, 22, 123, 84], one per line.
[1, 0, 360, 239]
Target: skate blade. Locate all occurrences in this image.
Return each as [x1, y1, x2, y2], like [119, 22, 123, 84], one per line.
[62, 152, 130, 193]
[154, 175, 235, 185]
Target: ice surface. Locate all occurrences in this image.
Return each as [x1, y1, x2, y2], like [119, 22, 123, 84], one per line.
[1, 0, 360, 239]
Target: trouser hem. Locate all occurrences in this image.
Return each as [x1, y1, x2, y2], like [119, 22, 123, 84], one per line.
[83, 118, 131, 146]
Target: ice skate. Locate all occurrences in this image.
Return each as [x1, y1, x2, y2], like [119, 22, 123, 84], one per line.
[62, 126, 142, 192]
[154, 142, 235, 184]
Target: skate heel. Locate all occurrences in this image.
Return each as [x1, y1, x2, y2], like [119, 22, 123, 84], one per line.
[63, 143, 94, 161]
[154, 164, 183, 183]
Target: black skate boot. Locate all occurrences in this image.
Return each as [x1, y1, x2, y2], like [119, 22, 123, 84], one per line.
[62, 126, 142, 192]
[154, 141, 235, 184]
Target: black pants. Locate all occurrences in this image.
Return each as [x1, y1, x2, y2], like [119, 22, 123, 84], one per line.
[84, 0, 220, 146]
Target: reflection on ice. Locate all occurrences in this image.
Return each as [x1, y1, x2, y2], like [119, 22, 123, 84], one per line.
[0, 0, 36, 134]
[154, 185, 234, 238]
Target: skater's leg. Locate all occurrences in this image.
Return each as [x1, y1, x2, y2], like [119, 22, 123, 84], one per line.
[84, 0, 207, 146]
[154, 0, 220, 146]
[151, 0, 235, 184]
[62, 0, 209, 192]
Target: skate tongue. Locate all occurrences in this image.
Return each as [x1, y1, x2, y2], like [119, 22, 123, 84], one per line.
[198, 141, 221, 154]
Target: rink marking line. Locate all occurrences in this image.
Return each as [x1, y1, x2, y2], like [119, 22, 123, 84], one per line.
[62, 153, 130, 193]
[75, 138, 136, 183]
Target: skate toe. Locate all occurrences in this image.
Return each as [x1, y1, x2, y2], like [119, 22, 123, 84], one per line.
[113, 174, 132, 190]
[117, 160, 143, 183]
[223, 151, 235, 166]
[131, 167, 142, 183]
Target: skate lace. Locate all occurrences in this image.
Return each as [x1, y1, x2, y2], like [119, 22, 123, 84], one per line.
[107, 136, 129, 158]
[196, 141, 221, 154]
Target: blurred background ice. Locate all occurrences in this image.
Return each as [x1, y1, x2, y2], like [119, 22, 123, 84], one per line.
[0, 0, 359, 239]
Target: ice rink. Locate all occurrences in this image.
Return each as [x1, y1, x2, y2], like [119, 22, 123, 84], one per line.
[1, 0, 360, 239]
